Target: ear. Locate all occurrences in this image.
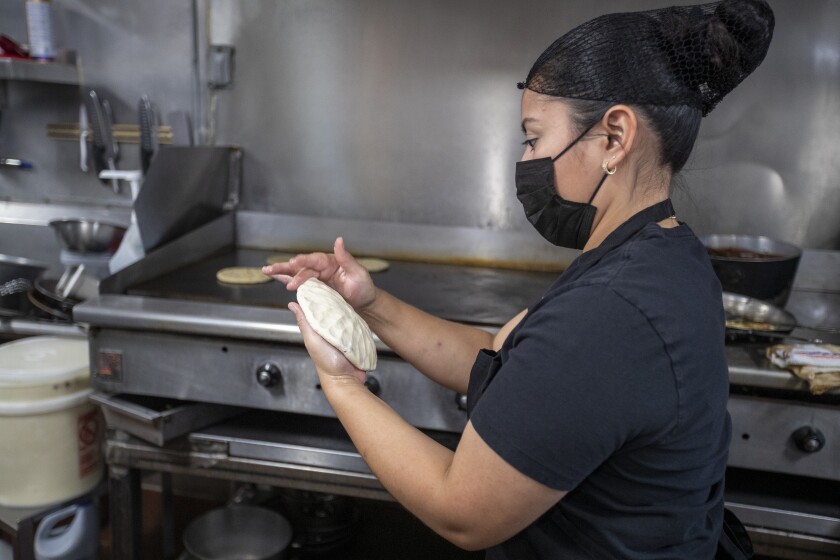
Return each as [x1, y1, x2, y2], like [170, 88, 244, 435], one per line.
[599, 105, 638, 171]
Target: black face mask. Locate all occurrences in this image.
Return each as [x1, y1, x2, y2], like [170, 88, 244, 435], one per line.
[515, 125, 610, 250]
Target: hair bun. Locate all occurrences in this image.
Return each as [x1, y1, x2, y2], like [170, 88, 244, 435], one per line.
[519, 0, 774, 117]
[703, 0, 775, 111]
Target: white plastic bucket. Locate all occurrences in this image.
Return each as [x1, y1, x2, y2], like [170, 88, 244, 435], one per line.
[0, 337, 103, 507]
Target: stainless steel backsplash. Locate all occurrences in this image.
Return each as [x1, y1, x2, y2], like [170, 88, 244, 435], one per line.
[1, 0, 838, 254]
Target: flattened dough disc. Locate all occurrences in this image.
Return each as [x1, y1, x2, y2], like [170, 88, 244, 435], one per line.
[266, 253, 298, 265]
[357, 257, 390, 273]
[296, 278, 377, 371]
[216, 267, 271, 285]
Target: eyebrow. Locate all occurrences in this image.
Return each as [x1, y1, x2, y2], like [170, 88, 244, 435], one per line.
[521, 117, 538, 134]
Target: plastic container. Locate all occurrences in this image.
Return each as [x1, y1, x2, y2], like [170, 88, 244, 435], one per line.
[0, 337, 103, 507]
[25, 0, 56, 61]
[34, 502, 99, 560]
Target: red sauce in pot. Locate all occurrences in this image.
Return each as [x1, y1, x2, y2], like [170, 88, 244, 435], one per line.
[707, 247, 783, 259]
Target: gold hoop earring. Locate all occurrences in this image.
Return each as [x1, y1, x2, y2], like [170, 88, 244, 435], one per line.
[602, 156, 617, 175]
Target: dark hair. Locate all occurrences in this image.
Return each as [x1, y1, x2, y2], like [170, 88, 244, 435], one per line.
[528, 0, 773, 174]
[521, 0, 773, 119]
[566, 99, 702, 174]
[561, 2, 772, 175]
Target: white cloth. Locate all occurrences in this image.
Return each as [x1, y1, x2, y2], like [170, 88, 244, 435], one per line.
[768, 344, 840, 369]
[767, 344, 840, 395]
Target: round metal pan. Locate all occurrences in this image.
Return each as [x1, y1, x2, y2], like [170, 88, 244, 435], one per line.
[721, 292, 830, 343]
[34, 277, 79, 311]
[27, 289, 70, 321]
[26, 278, 80, 322]
[723, 292, 796, 333]
[722, 291, 801, 342]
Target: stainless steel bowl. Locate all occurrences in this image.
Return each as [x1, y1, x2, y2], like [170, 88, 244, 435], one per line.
[183, 506, 292, 560]
[49, 219, 127, 254]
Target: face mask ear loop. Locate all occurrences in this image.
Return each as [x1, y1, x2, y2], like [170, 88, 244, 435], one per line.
[587, 172, 610, 205]
[550, 124, 596, 162]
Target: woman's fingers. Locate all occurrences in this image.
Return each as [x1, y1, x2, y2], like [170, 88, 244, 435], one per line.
[289, 302, 329, 357]
[262, 262, 294, 276]
[334, 237, 359, 270]
[263, 251, 341, 288]
[294, 252, 336, 274]
[287, 268, 320, 290]
[265, 273, 293, 286]
[289, 302, 314, 338]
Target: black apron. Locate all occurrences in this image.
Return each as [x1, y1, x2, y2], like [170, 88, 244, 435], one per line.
[466, 198, 676, 418]
[464, 199, 753, 560]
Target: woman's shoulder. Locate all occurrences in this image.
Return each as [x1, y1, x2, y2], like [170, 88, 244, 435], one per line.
[536, 224, 723, 340]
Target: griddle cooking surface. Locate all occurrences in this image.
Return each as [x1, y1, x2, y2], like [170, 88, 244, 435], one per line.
[128, 249, 560, 326]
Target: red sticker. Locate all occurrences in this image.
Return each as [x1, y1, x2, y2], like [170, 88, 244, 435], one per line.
[77, 410, 101, 477]
[97, 350, 123, 380]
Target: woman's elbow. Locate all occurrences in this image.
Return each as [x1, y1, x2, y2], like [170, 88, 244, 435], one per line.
[437, 522, 509, 551]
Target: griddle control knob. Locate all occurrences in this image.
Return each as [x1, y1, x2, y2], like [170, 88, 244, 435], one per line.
[364, 375, 381, 396]
[455, 393, 468, 411]
[793, 426, 825, 453]
[256, 362, 282, 388]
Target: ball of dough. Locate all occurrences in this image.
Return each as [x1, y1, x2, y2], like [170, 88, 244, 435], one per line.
[296, 278, 377, 371]
[216, 267, 272, 285]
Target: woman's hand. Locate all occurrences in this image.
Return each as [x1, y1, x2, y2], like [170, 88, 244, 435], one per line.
[288, 301, 367, 385]
[263, 237, 377, 312]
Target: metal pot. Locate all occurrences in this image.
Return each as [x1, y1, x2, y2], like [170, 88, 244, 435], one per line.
[701, 234, 801, 306]
[182, 506, 292, 560]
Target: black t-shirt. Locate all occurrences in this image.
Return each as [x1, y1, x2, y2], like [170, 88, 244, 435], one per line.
[470, 220, 730, 559]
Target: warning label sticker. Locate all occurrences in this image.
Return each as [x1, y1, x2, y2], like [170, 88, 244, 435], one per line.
[97, 350, 123, 381]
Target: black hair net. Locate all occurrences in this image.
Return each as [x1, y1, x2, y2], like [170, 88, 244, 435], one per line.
[519, 0, 775, 116]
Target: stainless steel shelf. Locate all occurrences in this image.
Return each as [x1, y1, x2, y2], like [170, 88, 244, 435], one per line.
[0, 317, 85, 338]
[0, 57, 79, 85]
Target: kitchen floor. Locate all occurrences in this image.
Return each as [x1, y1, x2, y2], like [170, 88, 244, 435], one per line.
[98, 487, 793, 560]
[98, 487, 482, 560]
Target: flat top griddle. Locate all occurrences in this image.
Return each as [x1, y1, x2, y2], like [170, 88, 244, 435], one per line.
[127, 249, 561, 326]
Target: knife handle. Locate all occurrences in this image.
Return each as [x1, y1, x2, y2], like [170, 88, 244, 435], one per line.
[91, 144, 107, 182]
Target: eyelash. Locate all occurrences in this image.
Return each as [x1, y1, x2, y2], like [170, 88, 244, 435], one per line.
[522, 139, 537, 149]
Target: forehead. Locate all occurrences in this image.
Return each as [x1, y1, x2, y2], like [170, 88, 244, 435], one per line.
[520, 89, 572, 129]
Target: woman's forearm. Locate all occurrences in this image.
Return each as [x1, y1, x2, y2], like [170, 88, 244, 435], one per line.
[319, 376, 478, 548]
[361, 287, 494, 393]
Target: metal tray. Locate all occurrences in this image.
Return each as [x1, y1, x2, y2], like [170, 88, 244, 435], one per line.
[190, 411, 461, 474]
[90, 392, 245, 446]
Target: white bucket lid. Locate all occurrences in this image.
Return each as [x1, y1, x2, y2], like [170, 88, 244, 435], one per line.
[0, 337, 89, 386]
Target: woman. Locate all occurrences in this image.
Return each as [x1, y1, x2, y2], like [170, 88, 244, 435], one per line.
[264, 0, 774, 557]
